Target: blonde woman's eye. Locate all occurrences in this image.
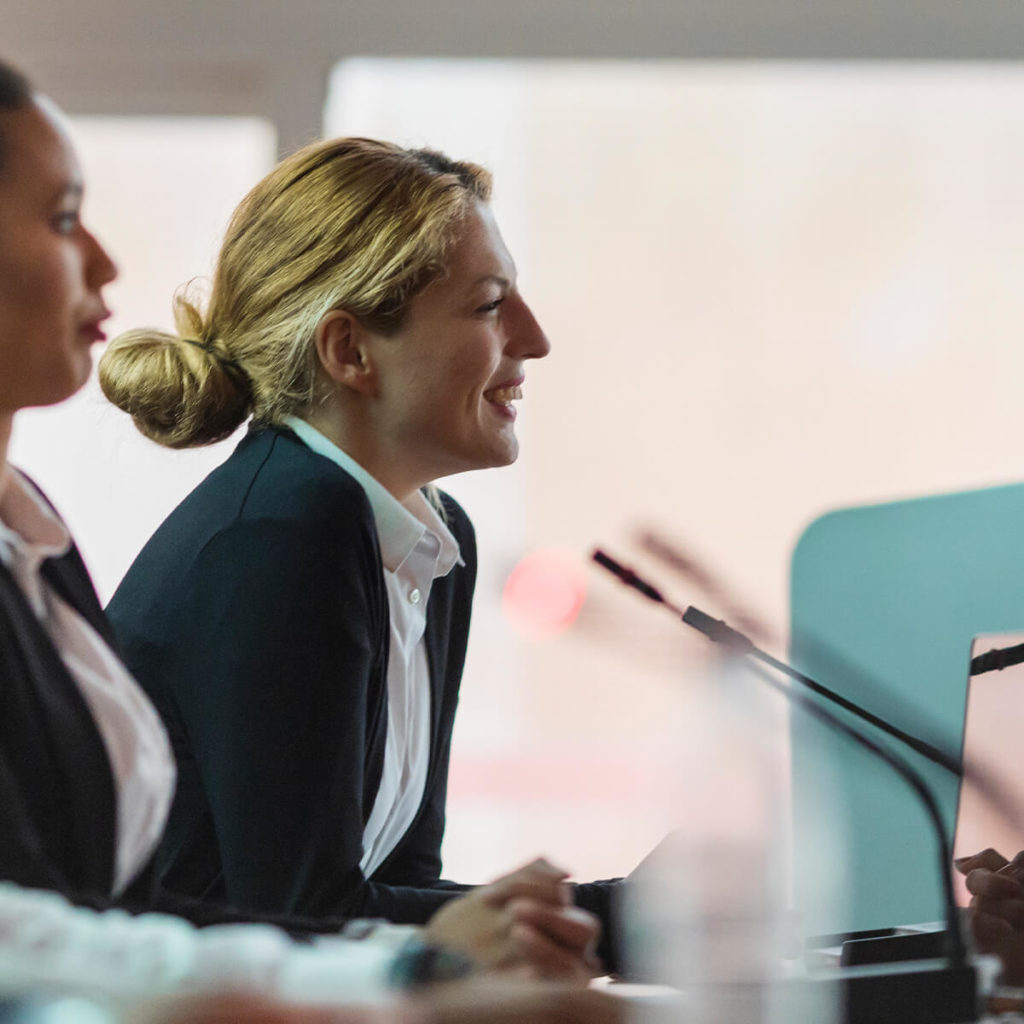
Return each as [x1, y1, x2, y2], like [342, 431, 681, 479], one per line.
[477, 297, 505, 314]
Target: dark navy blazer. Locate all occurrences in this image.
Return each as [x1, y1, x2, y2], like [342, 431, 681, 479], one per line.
[108, 425, 620, 963]
[108, 426, 477, 923]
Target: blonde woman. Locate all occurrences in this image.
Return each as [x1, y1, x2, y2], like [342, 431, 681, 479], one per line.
[101, 139, 621, 968]
[0, 58, 621, 1018]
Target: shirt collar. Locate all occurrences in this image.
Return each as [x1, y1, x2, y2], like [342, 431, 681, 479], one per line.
[0, 468, 72, 570]
[282, 417, 462, 576]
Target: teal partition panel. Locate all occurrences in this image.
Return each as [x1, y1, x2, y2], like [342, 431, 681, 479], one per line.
[790, 481, 1024, 934]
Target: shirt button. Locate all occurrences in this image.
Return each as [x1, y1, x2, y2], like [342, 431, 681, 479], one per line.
[408, 588, 422, 605]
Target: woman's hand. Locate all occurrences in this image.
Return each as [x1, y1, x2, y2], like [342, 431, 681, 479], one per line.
[423, 859, 601, 981]
[955, 847, 1024, 983]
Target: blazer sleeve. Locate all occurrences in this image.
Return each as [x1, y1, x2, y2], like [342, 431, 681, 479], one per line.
[142, 512, 388, 920]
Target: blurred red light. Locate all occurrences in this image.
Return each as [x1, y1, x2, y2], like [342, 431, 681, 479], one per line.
[502, 549, 588, 637]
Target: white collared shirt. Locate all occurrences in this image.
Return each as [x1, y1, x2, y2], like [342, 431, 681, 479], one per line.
[0, 469, 177, 895]
[284, 417, 462, 878]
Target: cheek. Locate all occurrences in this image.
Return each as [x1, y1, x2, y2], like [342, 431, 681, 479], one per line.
[0, 251, 85, 408]
[0, 245, 74, 333]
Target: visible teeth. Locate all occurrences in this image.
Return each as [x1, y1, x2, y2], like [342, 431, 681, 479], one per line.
[487, 385, 523, 403]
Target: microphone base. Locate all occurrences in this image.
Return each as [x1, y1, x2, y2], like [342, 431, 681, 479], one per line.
[841, 927, 948, 966]
[788, 959, 979, 1024]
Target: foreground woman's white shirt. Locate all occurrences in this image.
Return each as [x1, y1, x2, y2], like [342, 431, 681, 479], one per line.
[0, 468, 176, 895]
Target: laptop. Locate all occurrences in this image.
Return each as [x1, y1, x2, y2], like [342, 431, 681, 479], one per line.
[951, 632, 1024, 903]
[823, 632, 1024, 967]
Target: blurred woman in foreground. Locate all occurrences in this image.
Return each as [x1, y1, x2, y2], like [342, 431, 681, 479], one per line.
[0, 56, 621, 1023]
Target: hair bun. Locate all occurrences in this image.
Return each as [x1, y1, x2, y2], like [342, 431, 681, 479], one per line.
[98, 329, 252, 448]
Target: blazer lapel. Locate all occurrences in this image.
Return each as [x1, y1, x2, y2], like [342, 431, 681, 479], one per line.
[423, 584, 451, 770]
[0, 562, 117, 894]
[42, 546, 120, 650]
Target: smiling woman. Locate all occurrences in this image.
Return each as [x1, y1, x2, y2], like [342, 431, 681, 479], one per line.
[314, 199, 549, 496]
[98, 136, 620, 967]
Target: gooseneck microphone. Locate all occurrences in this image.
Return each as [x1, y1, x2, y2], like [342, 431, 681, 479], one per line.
[592, 548, 966, 965]
[592, 549, 961, 778]
[592, 548, 981, 1023]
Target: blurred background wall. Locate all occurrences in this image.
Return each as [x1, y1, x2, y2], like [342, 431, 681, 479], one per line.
[4, 0, 1024, 886]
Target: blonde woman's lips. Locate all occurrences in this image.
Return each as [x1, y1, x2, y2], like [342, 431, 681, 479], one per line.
[485, 384, 523, 403]
[484, 383, 522, 421]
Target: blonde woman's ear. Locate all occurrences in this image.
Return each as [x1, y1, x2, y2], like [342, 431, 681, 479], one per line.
[313, 309, 376, 395]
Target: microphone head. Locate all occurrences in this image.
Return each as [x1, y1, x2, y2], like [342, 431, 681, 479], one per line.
[591, 548, 623, 578]
[681, 605, 719, 640]
[590, 549, 665, 604]
[682, 605, 754, 653]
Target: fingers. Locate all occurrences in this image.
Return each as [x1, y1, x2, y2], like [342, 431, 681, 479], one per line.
[966, 908, 1024, 987]
[965, 867, 1024, 901]
[971, 908, 1015, 942]
[970, 894, 1024, 930]
[496, 857, 568, 882]
[491, 858, 570, 886]
[955, 848, 1010, 875]
[505, 920, 595, 982]
[423, 860, 595, 978]
[508, 901, 600, 960]
[483, 860, 571, 909]
[1005, 851, 1024, 881]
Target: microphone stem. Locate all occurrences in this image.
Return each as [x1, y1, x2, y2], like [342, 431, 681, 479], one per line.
[742, 657, 967, 968]
[752, 645, 961, 777]
[681, 606, 961, 778]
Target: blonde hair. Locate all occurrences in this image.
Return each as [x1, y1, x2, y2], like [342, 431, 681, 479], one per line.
[99, 137, 492, 448]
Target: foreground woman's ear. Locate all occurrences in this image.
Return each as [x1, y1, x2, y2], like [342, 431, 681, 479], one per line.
[315, 309, 377, 395]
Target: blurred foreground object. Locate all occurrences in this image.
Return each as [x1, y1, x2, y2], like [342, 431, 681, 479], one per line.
[625, 658, 838, 1024]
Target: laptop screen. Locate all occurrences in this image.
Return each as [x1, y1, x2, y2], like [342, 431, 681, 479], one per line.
[951, 632, 1024, 905]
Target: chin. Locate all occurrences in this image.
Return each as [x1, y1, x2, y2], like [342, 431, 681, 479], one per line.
[489, 451, 519, 470]
[482, 436, 519, 468]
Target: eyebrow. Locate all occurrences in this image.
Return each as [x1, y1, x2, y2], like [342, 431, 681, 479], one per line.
[467, 273, 512, 290]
